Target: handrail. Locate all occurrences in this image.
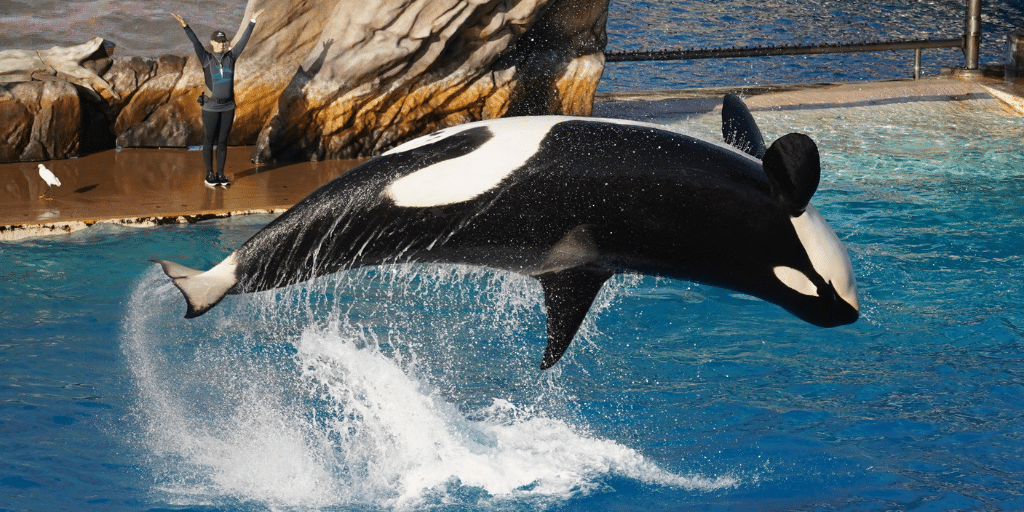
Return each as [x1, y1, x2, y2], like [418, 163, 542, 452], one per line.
[604, 39, 964, 62]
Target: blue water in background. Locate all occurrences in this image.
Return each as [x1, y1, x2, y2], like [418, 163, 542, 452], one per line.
[3, 97, 1024, 510]
[600, 0, 1024, 91]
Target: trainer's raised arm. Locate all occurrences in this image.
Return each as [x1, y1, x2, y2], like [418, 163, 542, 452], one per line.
[171, 13, 187, 27]
[251, 9, 265, 23]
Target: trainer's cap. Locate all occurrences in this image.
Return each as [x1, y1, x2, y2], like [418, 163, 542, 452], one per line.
[210, 30, 229, 43]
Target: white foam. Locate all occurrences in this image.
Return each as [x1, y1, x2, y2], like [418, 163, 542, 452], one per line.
[122, 265, 738, 510]
[296, 325, 738, 507]
[122, 270, 340, 508]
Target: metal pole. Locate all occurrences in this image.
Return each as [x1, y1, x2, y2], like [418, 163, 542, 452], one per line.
[1009, 24, 1024, 79]
[914, 48, 922, 79]
[964, 0, 982, 71]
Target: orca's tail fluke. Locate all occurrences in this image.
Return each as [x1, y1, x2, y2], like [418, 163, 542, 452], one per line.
[150, 255, 238, 318]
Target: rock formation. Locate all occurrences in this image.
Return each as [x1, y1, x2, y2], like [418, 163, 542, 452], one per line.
[0, 37, 119, 102]
[0, 38, 118, 161]
[0, 0, 608, 164]
[0, 80, 82, 162]
[248, 0, 609, 162]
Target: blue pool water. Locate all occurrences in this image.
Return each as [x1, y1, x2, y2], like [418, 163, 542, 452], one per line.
[2, 97, 1023, 510]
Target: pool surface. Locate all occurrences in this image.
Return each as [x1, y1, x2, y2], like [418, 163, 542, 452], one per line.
[3, 96, 1023, 510]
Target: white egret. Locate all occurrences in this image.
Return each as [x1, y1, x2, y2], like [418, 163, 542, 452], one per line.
[37, 164, 60, 200]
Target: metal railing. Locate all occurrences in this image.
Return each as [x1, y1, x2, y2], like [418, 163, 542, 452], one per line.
[604, 0, 984, 80]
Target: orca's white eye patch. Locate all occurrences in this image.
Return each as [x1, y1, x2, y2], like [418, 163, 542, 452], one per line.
[773, 265, 818, 297]
[385, 118, 561, 208]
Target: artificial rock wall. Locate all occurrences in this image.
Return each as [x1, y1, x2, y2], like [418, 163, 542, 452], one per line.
[0, 0, 608, 164]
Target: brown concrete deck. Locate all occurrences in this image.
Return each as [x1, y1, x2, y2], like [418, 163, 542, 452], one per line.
[0, 147, 360, 240]
[2, 76, 1021, 241]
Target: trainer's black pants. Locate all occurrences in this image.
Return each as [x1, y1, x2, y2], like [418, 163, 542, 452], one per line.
[201, 109, 235, 176]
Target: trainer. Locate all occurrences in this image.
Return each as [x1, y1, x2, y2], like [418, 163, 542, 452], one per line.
[172, 9, 265, 186]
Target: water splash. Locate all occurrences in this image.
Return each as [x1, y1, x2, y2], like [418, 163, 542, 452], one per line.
[122, 264, 736, 509]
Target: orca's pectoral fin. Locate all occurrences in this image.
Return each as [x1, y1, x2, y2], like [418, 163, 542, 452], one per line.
[536, 267, 613, 370]
[722, 93, 767, 159]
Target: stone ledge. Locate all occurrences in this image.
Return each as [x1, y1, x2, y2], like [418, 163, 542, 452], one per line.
[0, 209, 287, 242]
[594, 76, 1024, 119]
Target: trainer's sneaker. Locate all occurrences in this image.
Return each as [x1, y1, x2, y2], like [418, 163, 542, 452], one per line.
[216, 173, 231, 186]
[205, 172, 218, 187]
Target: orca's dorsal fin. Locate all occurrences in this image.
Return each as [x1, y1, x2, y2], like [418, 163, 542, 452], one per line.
[722, 94, 767, 159]
[762, 133, 821, 215]
[536, 267, 613, 370]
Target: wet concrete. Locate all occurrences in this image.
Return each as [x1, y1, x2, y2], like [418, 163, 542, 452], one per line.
[594, 75, 1024, 118]
[0, 147, 359, 240]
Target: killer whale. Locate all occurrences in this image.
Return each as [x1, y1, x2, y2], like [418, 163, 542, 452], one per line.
[153, 95, 859, 369]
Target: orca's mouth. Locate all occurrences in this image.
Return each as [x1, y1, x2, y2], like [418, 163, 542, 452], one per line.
[794, 286, 860, 328]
